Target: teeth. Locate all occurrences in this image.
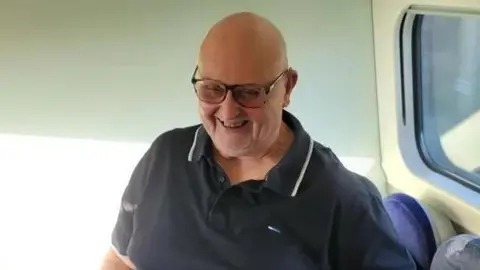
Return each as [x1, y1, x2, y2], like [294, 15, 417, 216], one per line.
[220, 120, 247, 128]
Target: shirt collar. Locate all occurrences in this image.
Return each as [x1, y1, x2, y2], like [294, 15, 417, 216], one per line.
[187, 110, 313, 197]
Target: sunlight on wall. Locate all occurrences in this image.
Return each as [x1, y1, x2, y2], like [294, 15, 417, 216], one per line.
[440, 110, 480, 172]
[0, 134, 148, 270]
[338, 157, 376, 178]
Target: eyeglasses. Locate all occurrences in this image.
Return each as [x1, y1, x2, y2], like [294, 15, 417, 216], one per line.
[191, 66, 290, 108]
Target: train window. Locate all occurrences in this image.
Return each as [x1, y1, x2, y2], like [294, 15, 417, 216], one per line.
[413, 14, 480, 189]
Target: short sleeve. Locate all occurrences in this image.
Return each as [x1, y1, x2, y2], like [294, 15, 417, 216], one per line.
[338, 178, 417, 269]
[111, 141, 159, 256]
[111, 200, 134, 256]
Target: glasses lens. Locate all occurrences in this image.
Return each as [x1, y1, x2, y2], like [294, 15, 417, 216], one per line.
[194, 80, 266, 108]
[233, 87, 265, 108]
[194, 80, 226, 104]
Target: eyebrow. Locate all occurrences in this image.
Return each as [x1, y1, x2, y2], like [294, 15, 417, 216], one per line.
[193, 65, 289, 87]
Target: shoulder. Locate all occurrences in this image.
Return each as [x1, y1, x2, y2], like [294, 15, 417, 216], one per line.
[308, 142, 390, 236]
[308, 141, 381, 208]
[310, 144, 417, 268]
[150, 124, 202, 153]
[121, 124, 201, 204]
[141, 124, 202, 163]
[140, 123, 202, 174]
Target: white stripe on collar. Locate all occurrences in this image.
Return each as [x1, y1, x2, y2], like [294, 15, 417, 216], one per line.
[291, 137, 313, 197]
[187, 126, 314, 197]
[187, 126, 202, 162]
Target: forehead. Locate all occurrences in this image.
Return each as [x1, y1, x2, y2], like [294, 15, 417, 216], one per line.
[197, 58, 278, 85]
[198, 42, 281, 84]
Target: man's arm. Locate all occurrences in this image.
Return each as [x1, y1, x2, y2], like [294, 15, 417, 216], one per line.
[100, 200, 137, 270]
[99, 176, 139, 269]
[100, 248, 134, 270]
[100, 137, 160, 270]
[338, 178, 417, 269]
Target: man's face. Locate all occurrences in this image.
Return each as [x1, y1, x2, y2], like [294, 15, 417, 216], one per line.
[194, 62, 294, 158]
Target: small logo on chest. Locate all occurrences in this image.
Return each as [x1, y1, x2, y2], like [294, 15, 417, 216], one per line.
[268, 225, 281, 234]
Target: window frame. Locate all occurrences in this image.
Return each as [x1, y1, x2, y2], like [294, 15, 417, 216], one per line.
[373, 0, 480, 235]
[409, 13, 480, 193]
[395, 5, 480, 208]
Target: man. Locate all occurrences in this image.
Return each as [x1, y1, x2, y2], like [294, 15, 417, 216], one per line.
[101, 12, 417, 270]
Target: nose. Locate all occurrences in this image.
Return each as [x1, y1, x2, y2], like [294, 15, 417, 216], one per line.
[217, 91, 241, 119]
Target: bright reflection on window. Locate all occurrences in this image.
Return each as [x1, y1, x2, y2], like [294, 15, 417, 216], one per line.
[440, 110, 480, 172]
[0, 134, 149, 270]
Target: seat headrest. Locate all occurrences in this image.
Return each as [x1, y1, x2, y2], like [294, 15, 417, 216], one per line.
[430, 234, 480, 270]
[384, 193, 438, 269]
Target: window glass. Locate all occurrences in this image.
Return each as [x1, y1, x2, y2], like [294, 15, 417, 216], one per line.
[415, 14, 480, 187]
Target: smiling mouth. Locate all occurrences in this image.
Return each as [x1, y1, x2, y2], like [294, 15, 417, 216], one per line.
[217, 118, 249, 128]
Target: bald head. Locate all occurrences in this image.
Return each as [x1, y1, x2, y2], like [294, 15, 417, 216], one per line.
[194, 12, 298, 159]
[198, 12, 288, 83]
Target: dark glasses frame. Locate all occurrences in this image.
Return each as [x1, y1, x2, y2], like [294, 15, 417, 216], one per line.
[190, 66, 291, 108]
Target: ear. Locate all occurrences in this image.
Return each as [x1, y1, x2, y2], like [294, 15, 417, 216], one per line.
[283, 69, 298, 107]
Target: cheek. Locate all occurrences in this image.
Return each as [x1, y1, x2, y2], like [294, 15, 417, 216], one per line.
[247, 110, 264, 123]
[199, 104, 218, 122]
[250, 106, 282, 131]
[247, 111, 270, 132]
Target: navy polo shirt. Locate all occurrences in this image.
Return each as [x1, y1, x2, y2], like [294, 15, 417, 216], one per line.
[111, 110, 416, 270]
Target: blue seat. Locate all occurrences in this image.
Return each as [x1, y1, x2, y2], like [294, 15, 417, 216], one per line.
[383, 193, 455, 269]
[430, 234, 480, 270]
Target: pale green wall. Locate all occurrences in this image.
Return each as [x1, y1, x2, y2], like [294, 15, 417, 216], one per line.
[0, 2, 385, 268]
[0, 0, 383, 186]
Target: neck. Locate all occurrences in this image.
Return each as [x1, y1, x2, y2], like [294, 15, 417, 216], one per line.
[259, 123, 294, 162]
[219, 123, 293, 161]
[214, 123, 294, 183]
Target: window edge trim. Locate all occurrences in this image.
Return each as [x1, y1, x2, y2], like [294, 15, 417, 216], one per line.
[400, 11, 480, 193]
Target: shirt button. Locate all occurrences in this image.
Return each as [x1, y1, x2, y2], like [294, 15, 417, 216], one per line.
[219, 176, 226, 183]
